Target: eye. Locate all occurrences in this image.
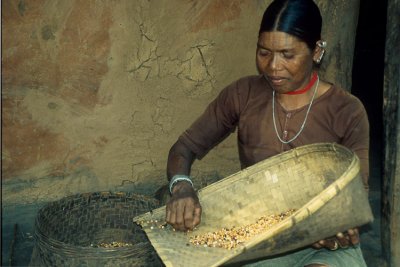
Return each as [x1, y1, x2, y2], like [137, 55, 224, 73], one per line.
[282, 51, 294, 59]
[258, 48, 271, 57]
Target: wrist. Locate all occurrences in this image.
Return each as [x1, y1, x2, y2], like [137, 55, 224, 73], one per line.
[171, 181, 194, 194]
[169, 174, 194, 194]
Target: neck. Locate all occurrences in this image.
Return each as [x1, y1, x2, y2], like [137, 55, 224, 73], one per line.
[276, 74, 320, 110]
[284, 72, 318, 95]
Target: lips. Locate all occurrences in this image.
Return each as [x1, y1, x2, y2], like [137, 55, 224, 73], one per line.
[267, 75, 286, 86]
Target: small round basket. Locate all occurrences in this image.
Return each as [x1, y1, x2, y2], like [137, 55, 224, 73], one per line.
[30, 191, 163, 267]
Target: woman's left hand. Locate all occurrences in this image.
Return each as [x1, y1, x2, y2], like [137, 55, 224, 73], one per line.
[312, 228, 360, 250]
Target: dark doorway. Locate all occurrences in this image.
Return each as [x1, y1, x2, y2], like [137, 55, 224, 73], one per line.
[352, 0, 387, 191]
[351, 0, 387, 266]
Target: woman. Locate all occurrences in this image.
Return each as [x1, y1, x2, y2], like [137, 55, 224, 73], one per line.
[165, 0, 369, 266]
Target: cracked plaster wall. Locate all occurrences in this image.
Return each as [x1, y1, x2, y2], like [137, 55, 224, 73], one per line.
[2, 0, 360, 204]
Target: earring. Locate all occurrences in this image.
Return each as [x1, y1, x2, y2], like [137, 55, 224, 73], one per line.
[316, 40, 327, 64]
[317, 40, 327, 48]
[316, 49, 325, 64]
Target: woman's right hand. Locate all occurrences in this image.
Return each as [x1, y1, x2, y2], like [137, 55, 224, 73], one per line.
[166, 181, 202, 231]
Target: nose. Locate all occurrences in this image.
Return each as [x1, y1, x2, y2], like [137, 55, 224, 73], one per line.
[269, 54, 281, 71]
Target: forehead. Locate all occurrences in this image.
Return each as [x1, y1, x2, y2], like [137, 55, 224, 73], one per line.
[258, 31, 309, 51]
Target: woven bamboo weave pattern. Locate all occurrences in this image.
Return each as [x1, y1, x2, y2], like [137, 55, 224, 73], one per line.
[31, 192, 163, 267]
[134, 143, 373, 267]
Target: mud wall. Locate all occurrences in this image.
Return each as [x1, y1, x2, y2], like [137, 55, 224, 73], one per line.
[2, 0, 360, 204]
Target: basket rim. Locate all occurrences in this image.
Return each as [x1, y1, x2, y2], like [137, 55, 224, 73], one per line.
[198, 143, 355, 194]
[34, 191, 159, 256]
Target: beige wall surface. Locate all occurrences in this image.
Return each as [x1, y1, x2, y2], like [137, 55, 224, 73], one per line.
[2, 0, 359, 204]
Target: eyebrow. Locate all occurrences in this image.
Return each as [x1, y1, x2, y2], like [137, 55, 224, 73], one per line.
[257, 43, 294, 52]
[257, 43, 268, 49]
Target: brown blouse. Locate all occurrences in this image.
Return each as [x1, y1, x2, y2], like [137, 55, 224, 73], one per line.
[179, 75, 370, 189]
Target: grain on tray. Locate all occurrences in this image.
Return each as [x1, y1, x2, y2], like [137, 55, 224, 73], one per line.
[189, 209, 296, 249]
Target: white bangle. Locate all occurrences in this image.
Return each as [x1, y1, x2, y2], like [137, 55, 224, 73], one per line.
[169, 175, 194, 194]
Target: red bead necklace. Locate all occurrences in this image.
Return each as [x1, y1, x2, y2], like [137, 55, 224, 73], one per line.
[284, 72, 318, 95]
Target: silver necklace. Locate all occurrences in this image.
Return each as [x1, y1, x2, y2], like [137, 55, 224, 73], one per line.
[272, 76, 319, 144]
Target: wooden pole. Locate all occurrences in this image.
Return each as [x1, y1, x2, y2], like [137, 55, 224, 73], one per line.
[382, 0, 400, 266]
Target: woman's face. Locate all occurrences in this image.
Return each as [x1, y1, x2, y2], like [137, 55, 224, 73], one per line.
[256, 31, 317, 93]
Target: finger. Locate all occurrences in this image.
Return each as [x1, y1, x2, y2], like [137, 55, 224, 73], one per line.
[174, 201, 186, 231]
[317, 240, 329, 249]
[336, 232, 350, 248]
[192, 205, 202, 229]
[168, 203, 178, 229]
[183, 203, 194, 230]
[312, 241, 323, 249]
[325, 239, 339, 250]
[165, 205, 171, 224]
[348, 228, 360, 245]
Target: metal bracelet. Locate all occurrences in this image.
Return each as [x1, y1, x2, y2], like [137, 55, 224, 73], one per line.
[169, 175, 194, 194]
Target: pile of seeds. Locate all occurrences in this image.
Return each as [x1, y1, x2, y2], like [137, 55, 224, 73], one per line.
[189, 209, 296, 249]
[92, 241, 133, 248]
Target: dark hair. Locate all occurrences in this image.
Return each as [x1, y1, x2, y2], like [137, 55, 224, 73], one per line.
[259, 0, 322, 50]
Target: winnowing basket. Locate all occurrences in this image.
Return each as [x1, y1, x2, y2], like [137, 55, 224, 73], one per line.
[134, 143, 373, 267]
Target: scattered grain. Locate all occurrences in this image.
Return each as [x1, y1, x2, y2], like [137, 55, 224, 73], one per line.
[94, 241, 133, 248]
[189, 209, 296, 249]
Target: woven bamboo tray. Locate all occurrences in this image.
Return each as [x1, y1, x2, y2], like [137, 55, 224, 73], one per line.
[134, 143, 373, 267]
